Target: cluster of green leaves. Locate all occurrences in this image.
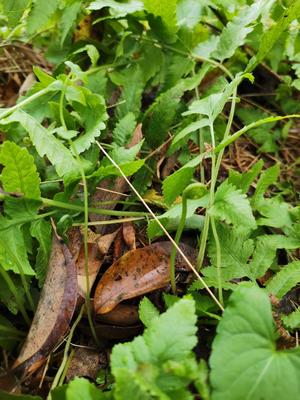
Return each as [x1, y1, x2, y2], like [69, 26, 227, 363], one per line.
[1, 0, 300, 399]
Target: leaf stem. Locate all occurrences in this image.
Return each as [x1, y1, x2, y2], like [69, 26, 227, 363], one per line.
[210, 217, 223, 306]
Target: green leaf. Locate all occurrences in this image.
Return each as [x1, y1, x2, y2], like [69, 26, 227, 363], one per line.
[208, 224, 254, 281]
[0, 141, 41, 217]
[212, 0, 265, 62]
[147, 198, 205, 239]
[282, 308, 300, 330]
[256, 198, 292, 229]
[210, 285, 300, 400]
[30, 220, 52, 287]
[170, 118, 210, 151]
[72, 91, 107, 154]
[27, 0, 59, 34]
[59, 0, 82, 45]
[51, 377, 108, 400]
[228, 159, 264, 194]
[3, 0, 29, 26]
[111, 297, 198, 398]
[139, 297, 160, 328]
[209, 181, 256, 231]
[113, 113, 136, 146]
[91, 159, 144, 180]
[0, 315, 24, 350]
[251, 163, 280, 209]
[5, 110, 80, 179]
[143, 0, 177, 35]
[176, 0, 203, 28]
[88, 0, 143, 17]
[0, 273, 25, 315]
[0, 222, 35, 276]
[247, 0, 300, 72]
[162, 153, 206, 205]
[266, 261, 300, 299]
[249, 235, 300, 280]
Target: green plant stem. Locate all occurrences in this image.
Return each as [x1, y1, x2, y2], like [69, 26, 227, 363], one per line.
[72, 216, 144, 226]
[193, 67, 205, 184]
[170, 194, 187, 294]
[40, 197, 148, 217]
[58, 348, 74, 386]
[0, 268, 31, 326]
[210, 217, 223, 306]
[69, 142, 100, 348]
[49, 305, 84, 396]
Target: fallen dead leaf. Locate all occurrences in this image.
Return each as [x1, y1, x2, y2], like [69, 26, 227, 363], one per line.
[12, 236, 77, 375]
[95, 304, 139, 326]
[65, 348, 104, 382]
[94, 242, 196, 314]
[122, 222, 136, 250]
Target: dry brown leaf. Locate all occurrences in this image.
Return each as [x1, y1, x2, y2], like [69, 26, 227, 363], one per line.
[94, 242, 196, 314]
[12, 236, 77, 375]
[122, 222, 136, 250]
[95, 304, 139, 326]
[65, 348, 104, 382]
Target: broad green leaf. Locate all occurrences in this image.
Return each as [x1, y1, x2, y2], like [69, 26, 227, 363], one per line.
[27, 0, 59, 34]
[249, 235, 300, 280]
[51, 377, 108, 400]
[247, 0, 300, 72]
[212, 0, 265, 62]
[266, 261, 300, 299]
[59, 0, 82, 45]
[113, 113, 136, 146]
[143, 0, 177, 35]
[4, 110, 80, 179]
[3, 0, 29, 26]
[208, 224, 254, 280]
[256, 198, 293, 229]
[0, 141, 41, 217]
[0, 222, 35, 276]
[139, 297, 160, 328]
[282, 308, 300, 330]
[251, 163, 280, 209]
[73, 45, 100, 68]
[209, 181, 256, 231]
[110, 141, 143, 165]
[162, 153, 207, 205]
[91, 159, 144, 180]
[210, 285, 300, 400]
[147, 198, 206, 239]
[30, 220, 52, 287]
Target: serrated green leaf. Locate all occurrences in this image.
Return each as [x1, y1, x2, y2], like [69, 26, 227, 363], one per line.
[4, 110, 80, 179]
[144, 0, 177, 34]
[72, 91, 107, 154]
[209, 180, 256, 231]
[247, 0, 300, 72]
[91, 159, 144, 180]
[251, 163, 280, 209]
[228, 159, 264, 194]
[27, 0, 59, 34]
[212, 0, 265, 62]
[176, 0, 203, 28]
[139, 297, 160, 328]
[30, 220, 52, 287]
[0, 141, 41, 217]
[266, 261, 300, 299]
[249, 235, 300, 279]
[282, 308, 300, 330]
[88, 0, 143, 16]
[208, 224, 254, 280]
[256, 197, 293, 229]
[210, 285, 300, 400]
[59, 0, 82, 45]
[113, 113, 136, 146]
[162, 153, 206, 205]
[3, 0, 29, 26]
[111, 298, 198, 398]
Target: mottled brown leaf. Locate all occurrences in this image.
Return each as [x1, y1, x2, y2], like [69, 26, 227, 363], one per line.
[94, 242, 196, 314]
[122, 222, 136, 250]
[12, 236, 77, 375]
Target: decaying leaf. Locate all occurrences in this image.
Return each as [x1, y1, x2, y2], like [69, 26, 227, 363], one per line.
[94, 242, 197, 314]
[122, 222, 136, 250]
[12, 236, 77, 375]
[96, 304, 139, 326]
